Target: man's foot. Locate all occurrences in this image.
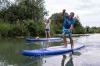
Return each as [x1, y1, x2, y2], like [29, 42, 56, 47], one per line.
[71, 44, 74, 49]
[63, 44, 67, 48]
[71, 45, 74, 49]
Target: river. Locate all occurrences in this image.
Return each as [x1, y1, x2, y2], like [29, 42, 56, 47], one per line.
[0, 34, 100, 66]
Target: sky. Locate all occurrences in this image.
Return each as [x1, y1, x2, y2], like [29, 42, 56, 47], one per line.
[44, 0, 100, 27]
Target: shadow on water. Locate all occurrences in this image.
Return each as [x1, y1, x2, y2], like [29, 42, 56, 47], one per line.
[22, 57, 45, 66]
[73, 52, 81, 56]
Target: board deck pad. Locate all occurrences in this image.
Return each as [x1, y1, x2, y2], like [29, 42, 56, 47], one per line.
[22, 44, 85, 56]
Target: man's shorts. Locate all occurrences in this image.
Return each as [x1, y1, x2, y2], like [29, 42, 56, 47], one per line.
[62, 27, 72, 35]
[45, 29, 50, 31]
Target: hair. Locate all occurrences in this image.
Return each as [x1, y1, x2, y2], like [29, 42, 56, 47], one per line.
[70, 12, 75, 16]
[48, 19, 51, 23]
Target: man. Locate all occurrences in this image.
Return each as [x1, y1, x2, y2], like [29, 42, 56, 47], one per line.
[86, 26, 89, 34]
[62, 9, 75, 49]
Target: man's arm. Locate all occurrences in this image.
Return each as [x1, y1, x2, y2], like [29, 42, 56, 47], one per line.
[69, 25, 73, 30]
[68, 20, 74, 30]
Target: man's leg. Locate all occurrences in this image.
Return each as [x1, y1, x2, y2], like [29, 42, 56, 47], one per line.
[69, 35, 74, 48]
[62, 27, 68, 47]
[63, 34, 67, 47]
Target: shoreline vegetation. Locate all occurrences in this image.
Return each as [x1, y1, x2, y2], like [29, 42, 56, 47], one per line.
[0, 19, 99, 38]
[0, 34, 90, 39]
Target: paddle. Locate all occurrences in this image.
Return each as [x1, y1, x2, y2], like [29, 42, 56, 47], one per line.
[71, 45, 74, 54]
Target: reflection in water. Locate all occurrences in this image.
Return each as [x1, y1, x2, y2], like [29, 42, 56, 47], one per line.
[40, 40, 51, 48]
[22, 57, 46, 66]
[65, 54, 74, 66]
[61, 54, 67, 66]
[61, 54, 74, 66]
[61, 51, 81, 66]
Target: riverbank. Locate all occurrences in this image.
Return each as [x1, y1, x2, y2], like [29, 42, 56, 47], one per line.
[0, 34, 90, 39]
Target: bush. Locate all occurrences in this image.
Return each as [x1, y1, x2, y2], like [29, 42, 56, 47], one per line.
[50, 23, 62, 36]
[0, 22, 11, 37]
[23, 19, 45, 36]
[8, 24, 29, 37]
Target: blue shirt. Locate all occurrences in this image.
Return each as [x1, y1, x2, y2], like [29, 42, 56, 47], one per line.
[63, 14, 75, 29]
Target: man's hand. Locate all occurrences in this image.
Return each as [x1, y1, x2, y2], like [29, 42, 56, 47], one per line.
[63, 9, 66, 12]
[62, 9, 66, 17]
[67, 29, 70, 32]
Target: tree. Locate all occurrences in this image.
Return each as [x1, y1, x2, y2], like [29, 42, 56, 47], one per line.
[50, 13, 64, 23]
[73, 16, 85, 34]
[49, 13, 65, 34]
[0, 0, 48, 23]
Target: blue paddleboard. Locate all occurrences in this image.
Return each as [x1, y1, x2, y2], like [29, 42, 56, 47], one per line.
[26, 38, 62, 41]
[22, 44, 85, 56]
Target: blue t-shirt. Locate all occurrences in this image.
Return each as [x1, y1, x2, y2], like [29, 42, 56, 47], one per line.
[63, 14, 75, 29]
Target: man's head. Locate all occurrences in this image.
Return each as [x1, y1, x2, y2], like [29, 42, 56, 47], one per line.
[69, 12, 75, 19]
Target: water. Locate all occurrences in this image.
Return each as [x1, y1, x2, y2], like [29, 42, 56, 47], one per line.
[0, 34, 100, 66]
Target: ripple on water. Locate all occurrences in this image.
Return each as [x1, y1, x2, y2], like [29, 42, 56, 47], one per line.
[68, 34, 100, 66]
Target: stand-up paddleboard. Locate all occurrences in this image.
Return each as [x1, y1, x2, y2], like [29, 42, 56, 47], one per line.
[26, 38, 62, 41]
[22, 44, 85, 57]
[26, 39, 62, 44]
[26, 40, 62, 44]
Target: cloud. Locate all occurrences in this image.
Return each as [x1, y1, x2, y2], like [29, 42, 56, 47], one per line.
[44, 0, 100, 27]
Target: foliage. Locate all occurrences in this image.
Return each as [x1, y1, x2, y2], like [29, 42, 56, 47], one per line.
[0, 0, 48, 23]
[50, 13, 65, 23]
[73, 17, 85, 34]
[0, 22, 11, 37]
[89, 26, 100, 33]
[8, 24, 29, 37]
[50, 22, 62, 34]
[23, 19, 45, 36]
[0, 19, 45, 37]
